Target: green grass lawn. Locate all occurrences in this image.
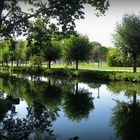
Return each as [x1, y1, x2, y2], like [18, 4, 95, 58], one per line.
[50, 62, 140, 72]
[1, 62, 140, 82]
[2, 62, 140, 73]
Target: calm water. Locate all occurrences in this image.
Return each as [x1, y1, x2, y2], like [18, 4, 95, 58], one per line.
[0, 74, 140, 140]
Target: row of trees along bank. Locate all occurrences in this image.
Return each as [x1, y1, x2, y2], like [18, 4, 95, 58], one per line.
[0, 33, 108, 70]
[0, 0, 109, 71]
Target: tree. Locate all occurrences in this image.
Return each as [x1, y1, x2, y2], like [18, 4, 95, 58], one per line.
[43, 40, 61, 69]
[90, 41, 108, 67]
[28, 17, 61, 69]
[108, 82, 140, 140]
[30, 55, 43, 67]
[20, 41, 29, 66]
[0, 39, 17, 68]
[15, 41, 25, 66]
[63, 82, 94, 122]
[63, 34, 92, 70]
[113, 13, 140, 72]
[0, 0, 109, 39]
[107, 48, 124, 67]
[9, 40, 17, 68]
[0, 40, 10, 66]
[111, 92, 140, 140]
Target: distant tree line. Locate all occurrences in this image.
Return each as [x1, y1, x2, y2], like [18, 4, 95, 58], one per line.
[0, 32, 108, 70]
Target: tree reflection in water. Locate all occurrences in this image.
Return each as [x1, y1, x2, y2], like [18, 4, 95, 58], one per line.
[109, 82, 140, 140]
[63, 81, 94, 122]
[0, 100, 56, 139]
[0, 74, 95, 139]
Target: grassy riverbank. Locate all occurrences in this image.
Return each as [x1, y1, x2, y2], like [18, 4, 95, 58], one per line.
[1, 66, 140, 82]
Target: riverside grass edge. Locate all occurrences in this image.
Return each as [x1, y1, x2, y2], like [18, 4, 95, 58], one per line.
[1, 66, 140, 83]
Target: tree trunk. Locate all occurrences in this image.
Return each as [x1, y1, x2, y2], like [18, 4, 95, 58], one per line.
[133, 91, 137, 105]
[26, 60, 28, 67]
[16, 60, 19, 67]
[6, 61, 8, 66]
[76, 60, 78, 70]
[133, 54, 137, 73]
[98, 60, 99, 68]
[11, 60, 13, 68]
[100, 59, 102, 67]
[2, 61, 4, 66]
[48, 61, 51, 69]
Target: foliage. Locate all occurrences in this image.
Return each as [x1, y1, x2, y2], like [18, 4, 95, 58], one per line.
[28, 17, 61, 69]
[113, 13, 140, 72]
[107, 48, 140, 67]
[63, 34, 92, 70]
[111, 98, 140, 140]
[62, 82, 94, 121]
[0, 41, 10, 65]
[107, 48, 123, 67]
[30, 55, 43, 67]
[63, 90, 94, 121]
[43, 40, 61, 69]
[90, 41, 108, 65]
[0, 0, 109, 38]
[107, 82, 140, 94]
[42, 79, 62, 111]
[0, 98, 12, 120]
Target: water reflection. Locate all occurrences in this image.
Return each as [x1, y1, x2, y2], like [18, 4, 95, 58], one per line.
[1, 100, 56, 139]
[88, 83, 101, 99]
[1, 74, 140, 140]
[0, 74, 94, 139]
[0, 93, 20, 118]
[108, 82, 140, 140]
[63, 81, 94, 122]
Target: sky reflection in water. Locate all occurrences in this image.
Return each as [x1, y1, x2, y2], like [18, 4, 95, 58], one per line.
[0, 74, 140, 140]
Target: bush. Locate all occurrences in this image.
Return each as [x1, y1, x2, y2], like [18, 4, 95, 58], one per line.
[30, 55, 43, 67]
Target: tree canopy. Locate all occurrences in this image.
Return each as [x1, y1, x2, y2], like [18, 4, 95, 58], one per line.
[63, 34, 92, 70]
[0, 0, 109, 39]
[113, 13, 140, 72]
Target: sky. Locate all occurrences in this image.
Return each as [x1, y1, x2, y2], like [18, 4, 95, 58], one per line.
[75, 0, 140, 47]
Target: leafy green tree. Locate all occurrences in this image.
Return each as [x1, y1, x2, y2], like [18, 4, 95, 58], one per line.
[0, 0, 109, 38]
[63, 34, 92, 70]
[107, 48, 140, 67]
[28, 17, 61, 69]
[15, 41, 25, 66]
[113, 13, 140, 72]
[43, 41, 61, 69]
[107, 48, 123, 67]
[20, 41, 29, 66]
[8, 40, 17, 68]
[90, 41, 108, 67]
[0, 41, 10, 66]
[30, 55, 43, 67]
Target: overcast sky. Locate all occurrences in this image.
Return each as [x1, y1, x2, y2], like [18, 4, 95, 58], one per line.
[75, 0, 140, 47]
